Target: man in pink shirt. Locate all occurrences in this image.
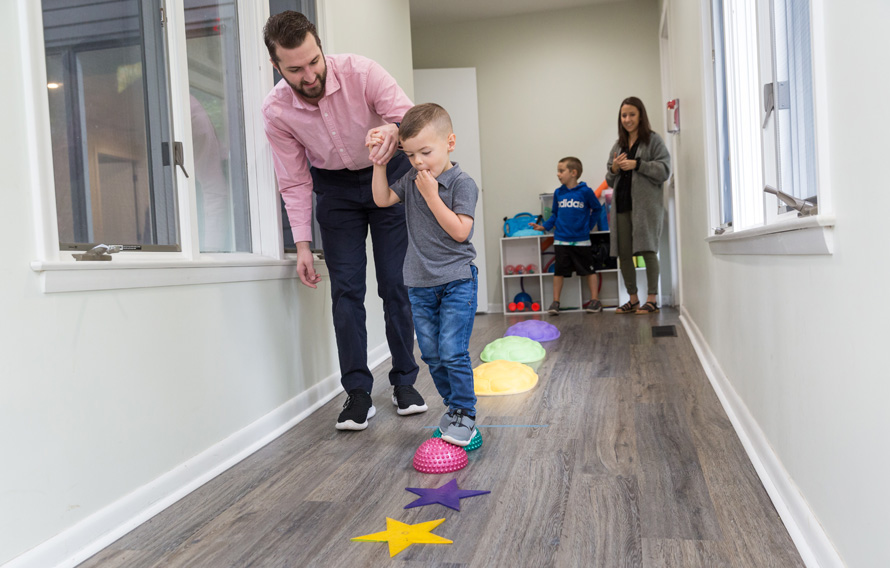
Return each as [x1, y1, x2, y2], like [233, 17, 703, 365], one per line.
[262, 11, 427, 431]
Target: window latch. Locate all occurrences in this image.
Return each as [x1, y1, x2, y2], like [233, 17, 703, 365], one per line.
[764, 185, 818, 217]
[762, 81, 791, 128]
[73, 244, 122, 261]
[173, 141, 190, 178]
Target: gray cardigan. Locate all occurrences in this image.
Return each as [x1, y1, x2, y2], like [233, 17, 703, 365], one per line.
[605, 131, 671, 256]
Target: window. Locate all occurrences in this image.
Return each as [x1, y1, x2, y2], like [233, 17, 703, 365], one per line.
[710, 0, 819, 232]
[41, 0, 252, 253]
[268, 0, 322, 254]
[43, 0, 178, 251]
[185, 0, 252, 253]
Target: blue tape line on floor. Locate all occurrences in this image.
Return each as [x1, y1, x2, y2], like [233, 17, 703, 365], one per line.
[422, 424, 549, 429]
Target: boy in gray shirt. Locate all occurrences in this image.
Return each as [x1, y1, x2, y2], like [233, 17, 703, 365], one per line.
[370, 103, 479, 447]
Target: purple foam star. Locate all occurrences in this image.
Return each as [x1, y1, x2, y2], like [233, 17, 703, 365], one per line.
[404, 479, 491, 511]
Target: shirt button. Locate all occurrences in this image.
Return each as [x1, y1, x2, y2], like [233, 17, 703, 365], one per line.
[339, 148, 344, 152]
[332, 131, 336, 135]
[324, 113, 329, 117]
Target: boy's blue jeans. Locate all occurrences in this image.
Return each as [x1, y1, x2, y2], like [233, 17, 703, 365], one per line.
[408, 265, 478, 414]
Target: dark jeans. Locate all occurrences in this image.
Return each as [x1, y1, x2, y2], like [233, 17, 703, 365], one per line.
[311, 153, 418, 393]
[408, 266, 478, 413]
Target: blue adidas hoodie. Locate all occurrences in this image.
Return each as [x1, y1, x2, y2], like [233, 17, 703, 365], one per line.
[542, 181, 603, 242]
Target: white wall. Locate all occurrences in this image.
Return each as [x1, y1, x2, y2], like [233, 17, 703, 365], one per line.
[411, 0, 666, 309]
[319, 0, 414, 99]
[664, 0, 890, 566]
[0, 0, 414, 565]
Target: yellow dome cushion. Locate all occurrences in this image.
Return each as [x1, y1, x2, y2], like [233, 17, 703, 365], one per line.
[473, 360, 539, 396]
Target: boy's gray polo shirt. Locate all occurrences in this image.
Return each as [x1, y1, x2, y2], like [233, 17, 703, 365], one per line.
[390, 162, 478, 288]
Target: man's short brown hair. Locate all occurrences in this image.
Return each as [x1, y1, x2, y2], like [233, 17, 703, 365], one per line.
[399, 103, 453, 142]
[263, 11, 321, 63]
[559, 156, 583, 178]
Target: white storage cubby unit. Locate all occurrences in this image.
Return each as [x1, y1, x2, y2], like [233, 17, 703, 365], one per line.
[499, 233, 655, 314]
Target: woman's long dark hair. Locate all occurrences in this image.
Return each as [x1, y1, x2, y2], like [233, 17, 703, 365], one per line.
[617, 96, 652, 150]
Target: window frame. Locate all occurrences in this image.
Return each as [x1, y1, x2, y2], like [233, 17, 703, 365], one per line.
[702, 0, 834, 255]
[24, 0, 303, 292]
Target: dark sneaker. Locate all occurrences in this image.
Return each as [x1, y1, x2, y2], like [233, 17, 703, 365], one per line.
[583, 299, 603, 313]
[547, 301, 560, 315]
[392, 385, 428, 415]
[440, 409, 477, 447]
[336, 389, 376, 430]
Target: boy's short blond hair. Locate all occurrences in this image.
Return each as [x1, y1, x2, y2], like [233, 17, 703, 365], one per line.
[559, 156, 583, 178]
[399, 103, 453, 141]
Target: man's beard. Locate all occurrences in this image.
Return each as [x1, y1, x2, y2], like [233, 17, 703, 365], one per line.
[287, 68, 326, 101]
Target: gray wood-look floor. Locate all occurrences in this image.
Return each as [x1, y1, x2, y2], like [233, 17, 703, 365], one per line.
[78, 309, 804, 568]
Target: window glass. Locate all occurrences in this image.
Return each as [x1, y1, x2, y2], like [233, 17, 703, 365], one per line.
[774, 0, 817, 206]
[709, 0, 817, 230]
[269, 0, 321, 253]
[186, 0, 252, 252]
[711, 0, 733, 226]
[42, 0, 178, 251]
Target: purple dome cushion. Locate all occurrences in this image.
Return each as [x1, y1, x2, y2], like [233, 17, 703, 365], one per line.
[504, 320, 560, 342]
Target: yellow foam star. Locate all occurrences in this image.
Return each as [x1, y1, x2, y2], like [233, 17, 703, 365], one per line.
[351, 517, 452, 557]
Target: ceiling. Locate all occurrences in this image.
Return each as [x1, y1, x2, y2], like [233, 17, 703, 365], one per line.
[408, 0, 625, 28]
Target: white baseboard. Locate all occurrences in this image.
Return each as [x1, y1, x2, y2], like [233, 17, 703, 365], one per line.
[4, 346, 394, 568]
[679, 307, 845, 568]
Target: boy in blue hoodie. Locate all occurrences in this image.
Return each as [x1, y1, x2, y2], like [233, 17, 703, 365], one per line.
[530, 157, 603, 315]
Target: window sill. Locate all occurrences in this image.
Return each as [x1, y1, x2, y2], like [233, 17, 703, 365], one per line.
[30, 253, 328, 293]
[706, 214, 835, 255]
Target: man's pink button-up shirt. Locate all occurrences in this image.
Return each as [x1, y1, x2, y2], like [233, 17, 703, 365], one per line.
[262, 53, 413, 243]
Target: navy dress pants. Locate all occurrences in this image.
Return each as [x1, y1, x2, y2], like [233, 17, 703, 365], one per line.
[311, 153, 419, 393]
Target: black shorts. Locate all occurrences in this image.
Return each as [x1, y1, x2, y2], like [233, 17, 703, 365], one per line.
[554, 245, 597, 277]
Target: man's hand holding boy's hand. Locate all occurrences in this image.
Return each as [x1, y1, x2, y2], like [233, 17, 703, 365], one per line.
[366, 124, 400, 165]
[529, 222, 545, 231]
[414, 170, 439, 201]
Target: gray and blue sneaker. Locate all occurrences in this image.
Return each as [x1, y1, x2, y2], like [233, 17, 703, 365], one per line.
[438, 408, 456, 432]
[440, 409, 477, 447]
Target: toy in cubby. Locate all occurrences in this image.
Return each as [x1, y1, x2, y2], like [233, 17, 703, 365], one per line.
[507, 290, 541, 312]
[504, 264, 537, 276]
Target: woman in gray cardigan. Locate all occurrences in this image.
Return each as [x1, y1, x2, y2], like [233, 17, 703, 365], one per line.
[604, 97, 671, 314]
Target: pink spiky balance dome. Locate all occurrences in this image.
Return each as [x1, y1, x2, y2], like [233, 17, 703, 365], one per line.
[413, 438, 469, 474]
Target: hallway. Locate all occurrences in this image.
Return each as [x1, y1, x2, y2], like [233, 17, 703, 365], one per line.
[77, 309, 804, 567]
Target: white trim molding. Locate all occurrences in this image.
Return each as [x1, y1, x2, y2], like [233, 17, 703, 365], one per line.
[29, 255, 330, 293]
[680, 307, 845, 568]
[3, 343, 394, 568]
[706, 214, 834, 255]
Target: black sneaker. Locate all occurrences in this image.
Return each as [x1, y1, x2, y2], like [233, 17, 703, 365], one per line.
[392, 385, 428, 415]
[336, 389, 376, 430]
[547, 301, 560, 315]
[583, 299, 603, 313]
